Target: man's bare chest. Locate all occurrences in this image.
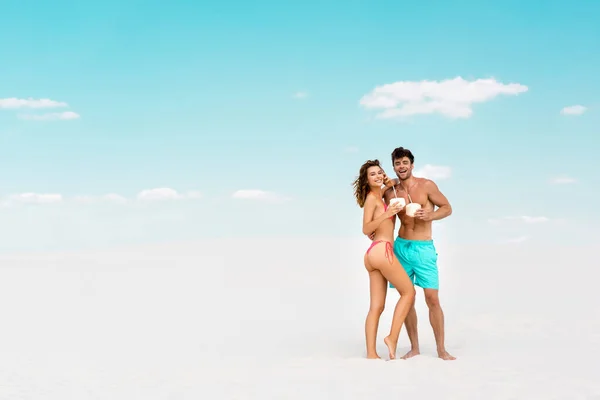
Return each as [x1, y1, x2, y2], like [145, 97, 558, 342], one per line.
[387, 184, 429, 207]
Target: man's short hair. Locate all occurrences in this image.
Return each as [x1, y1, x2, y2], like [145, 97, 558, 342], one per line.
[391, 147, 414, 164]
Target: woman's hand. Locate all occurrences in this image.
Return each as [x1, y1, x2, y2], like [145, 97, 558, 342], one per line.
[382, 173, 395, 189]
[386, 201, 404, 216]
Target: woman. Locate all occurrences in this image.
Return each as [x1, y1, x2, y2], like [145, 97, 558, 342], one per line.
[353, 159, 416, 360]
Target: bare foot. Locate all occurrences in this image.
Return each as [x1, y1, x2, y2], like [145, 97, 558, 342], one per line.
[383, 336, 397, 360]
[366, 354, 381, 360]
[438, 350, 456, 360]
[400, 349, 420, 359]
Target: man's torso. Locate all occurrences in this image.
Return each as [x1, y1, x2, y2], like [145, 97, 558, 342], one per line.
[383, 178, 435, 241]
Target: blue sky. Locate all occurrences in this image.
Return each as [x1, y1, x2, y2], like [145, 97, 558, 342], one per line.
[0, 0, 598, 251]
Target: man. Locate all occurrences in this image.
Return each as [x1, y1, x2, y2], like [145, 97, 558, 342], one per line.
[378, 146, 456, 360]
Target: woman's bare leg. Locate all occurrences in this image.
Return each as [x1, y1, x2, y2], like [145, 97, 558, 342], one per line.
[368, 246, 415, 360]
[364, 253, 387, 359]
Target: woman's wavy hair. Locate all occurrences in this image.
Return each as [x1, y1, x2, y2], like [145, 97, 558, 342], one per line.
[352, 159, 382, 208]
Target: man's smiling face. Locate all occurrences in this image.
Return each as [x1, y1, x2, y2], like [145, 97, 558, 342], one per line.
[393, 156, 413, 181]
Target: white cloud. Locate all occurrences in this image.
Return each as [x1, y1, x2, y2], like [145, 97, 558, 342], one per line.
[488, 216, 549, 224]
[520, 216, 550, 224]
[560, 105, 587, 116]
[413, 164, 451, 180]
[103, 193, 129, 204]
[504, 235, 530, 244]
[72, 195, 96, 204]
[136, 188, 203, 202]
[137, 188, 183, 201]
[0, 97, 68, 109]
[232, 189, 290, 203]
[550, 175, 577, 184]
[293, 91, 308, 99]
[6, 193, 63, 205]
[73, 194, 128, 204]
[186, 190, 203, 199]
[1, 189, 202, 208]
[18, 111, 80, 121]
[359, 76, 528, 119]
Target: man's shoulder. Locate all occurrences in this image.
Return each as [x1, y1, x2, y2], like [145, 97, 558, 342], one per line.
[418, 177, 438, 189]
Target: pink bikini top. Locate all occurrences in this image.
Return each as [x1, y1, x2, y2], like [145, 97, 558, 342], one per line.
[368, 193, 395, 221]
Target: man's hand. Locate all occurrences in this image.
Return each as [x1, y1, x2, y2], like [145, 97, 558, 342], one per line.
[415, 209, 434, 222]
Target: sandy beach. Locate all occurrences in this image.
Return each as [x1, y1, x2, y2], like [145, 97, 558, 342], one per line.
[0, 237, 598, 399]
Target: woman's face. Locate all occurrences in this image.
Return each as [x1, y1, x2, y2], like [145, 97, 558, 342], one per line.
[366, 165, 385, 188]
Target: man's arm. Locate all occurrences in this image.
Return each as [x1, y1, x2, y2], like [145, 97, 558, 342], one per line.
[425, 179, 452, 221]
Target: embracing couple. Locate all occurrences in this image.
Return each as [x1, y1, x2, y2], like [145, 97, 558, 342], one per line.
[352, 146, 455, 361]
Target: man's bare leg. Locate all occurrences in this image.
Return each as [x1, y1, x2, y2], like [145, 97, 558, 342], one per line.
[424, 288, 456, 360]
[400, 304, 420, 359]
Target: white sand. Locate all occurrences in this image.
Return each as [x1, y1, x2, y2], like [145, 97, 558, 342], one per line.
[0, 237, 598, 399]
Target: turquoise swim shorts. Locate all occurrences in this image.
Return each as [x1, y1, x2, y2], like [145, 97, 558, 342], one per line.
[389, 237, 439, 290]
